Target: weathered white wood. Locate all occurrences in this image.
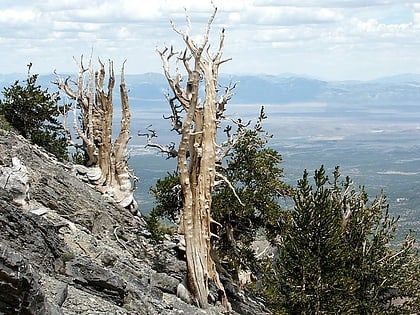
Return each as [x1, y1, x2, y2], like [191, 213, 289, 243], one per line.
[55, 59, 137, 212]
[159, 5, 231, 311]
[87, 167, 102, 182]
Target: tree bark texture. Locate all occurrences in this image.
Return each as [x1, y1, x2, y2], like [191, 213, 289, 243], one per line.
[55, 59, 137, 212]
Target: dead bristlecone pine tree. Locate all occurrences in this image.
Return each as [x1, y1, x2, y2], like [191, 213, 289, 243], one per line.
[55, 58, 138, 213]
[158, 5, 235, 311]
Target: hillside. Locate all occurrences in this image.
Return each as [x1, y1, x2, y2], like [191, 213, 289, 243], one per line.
[0, 129, 267, 314]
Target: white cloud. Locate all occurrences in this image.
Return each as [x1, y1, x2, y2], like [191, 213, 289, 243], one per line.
[253, 0, 418, 8]
[239, 6, 343, 25]
[0, 8, 41, 25]
[0, 0, 420, 80]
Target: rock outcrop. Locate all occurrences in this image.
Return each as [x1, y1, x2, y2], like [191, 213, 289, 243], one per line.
[0, 129, 268, 314]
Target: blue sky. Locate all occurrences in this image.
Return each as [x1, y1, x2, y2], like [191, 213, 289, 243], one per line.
[0, 0, 419, 80]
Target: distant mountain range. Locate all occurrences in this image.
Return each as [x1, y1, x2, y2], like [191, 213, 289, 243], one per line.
[1, 72, 419, 107]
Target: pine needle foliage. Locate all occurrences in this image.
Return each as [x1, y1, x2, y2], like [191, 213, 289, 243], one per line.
[262, 166, 419, 314]
[0, 64, 68, 160]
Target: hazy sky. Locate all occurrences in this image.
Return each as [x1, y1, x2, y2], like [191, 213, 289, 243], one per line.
[1, 0, 419, 80]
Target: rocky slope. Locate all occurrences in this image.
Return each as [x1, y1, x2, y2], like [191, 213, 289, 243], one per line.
[0, 129, 268, 314]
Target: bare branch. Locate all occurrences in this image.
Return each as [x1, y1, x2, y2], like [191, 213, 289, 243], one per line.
[52, 73, 78, 100]
[215, 171, 244, 206]
[216, 81, 236, 118]
[165, 94, 184, 134]
[138, 126, 178, 159]
[203, 5, 217, 48]
[158, 47, 191, 110]
[213, 28, 226, 64]
[97, 58, 105, 90]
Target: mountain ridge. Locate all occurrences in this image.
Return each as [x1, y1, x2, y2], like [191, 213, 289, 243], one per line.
[1, 72, 419, 106]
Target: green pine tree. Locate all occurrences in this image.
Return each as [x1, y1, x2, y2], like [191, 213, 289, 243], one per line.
[0, 64, 68, 160]
[262, 166, 419, 314]
[212, 108, 292, 276]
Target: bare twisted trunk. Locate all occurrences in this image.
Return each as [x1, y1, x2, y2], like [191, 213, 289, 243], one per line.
[55, 58, 137, 212]
[159, 6, 231, 310]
